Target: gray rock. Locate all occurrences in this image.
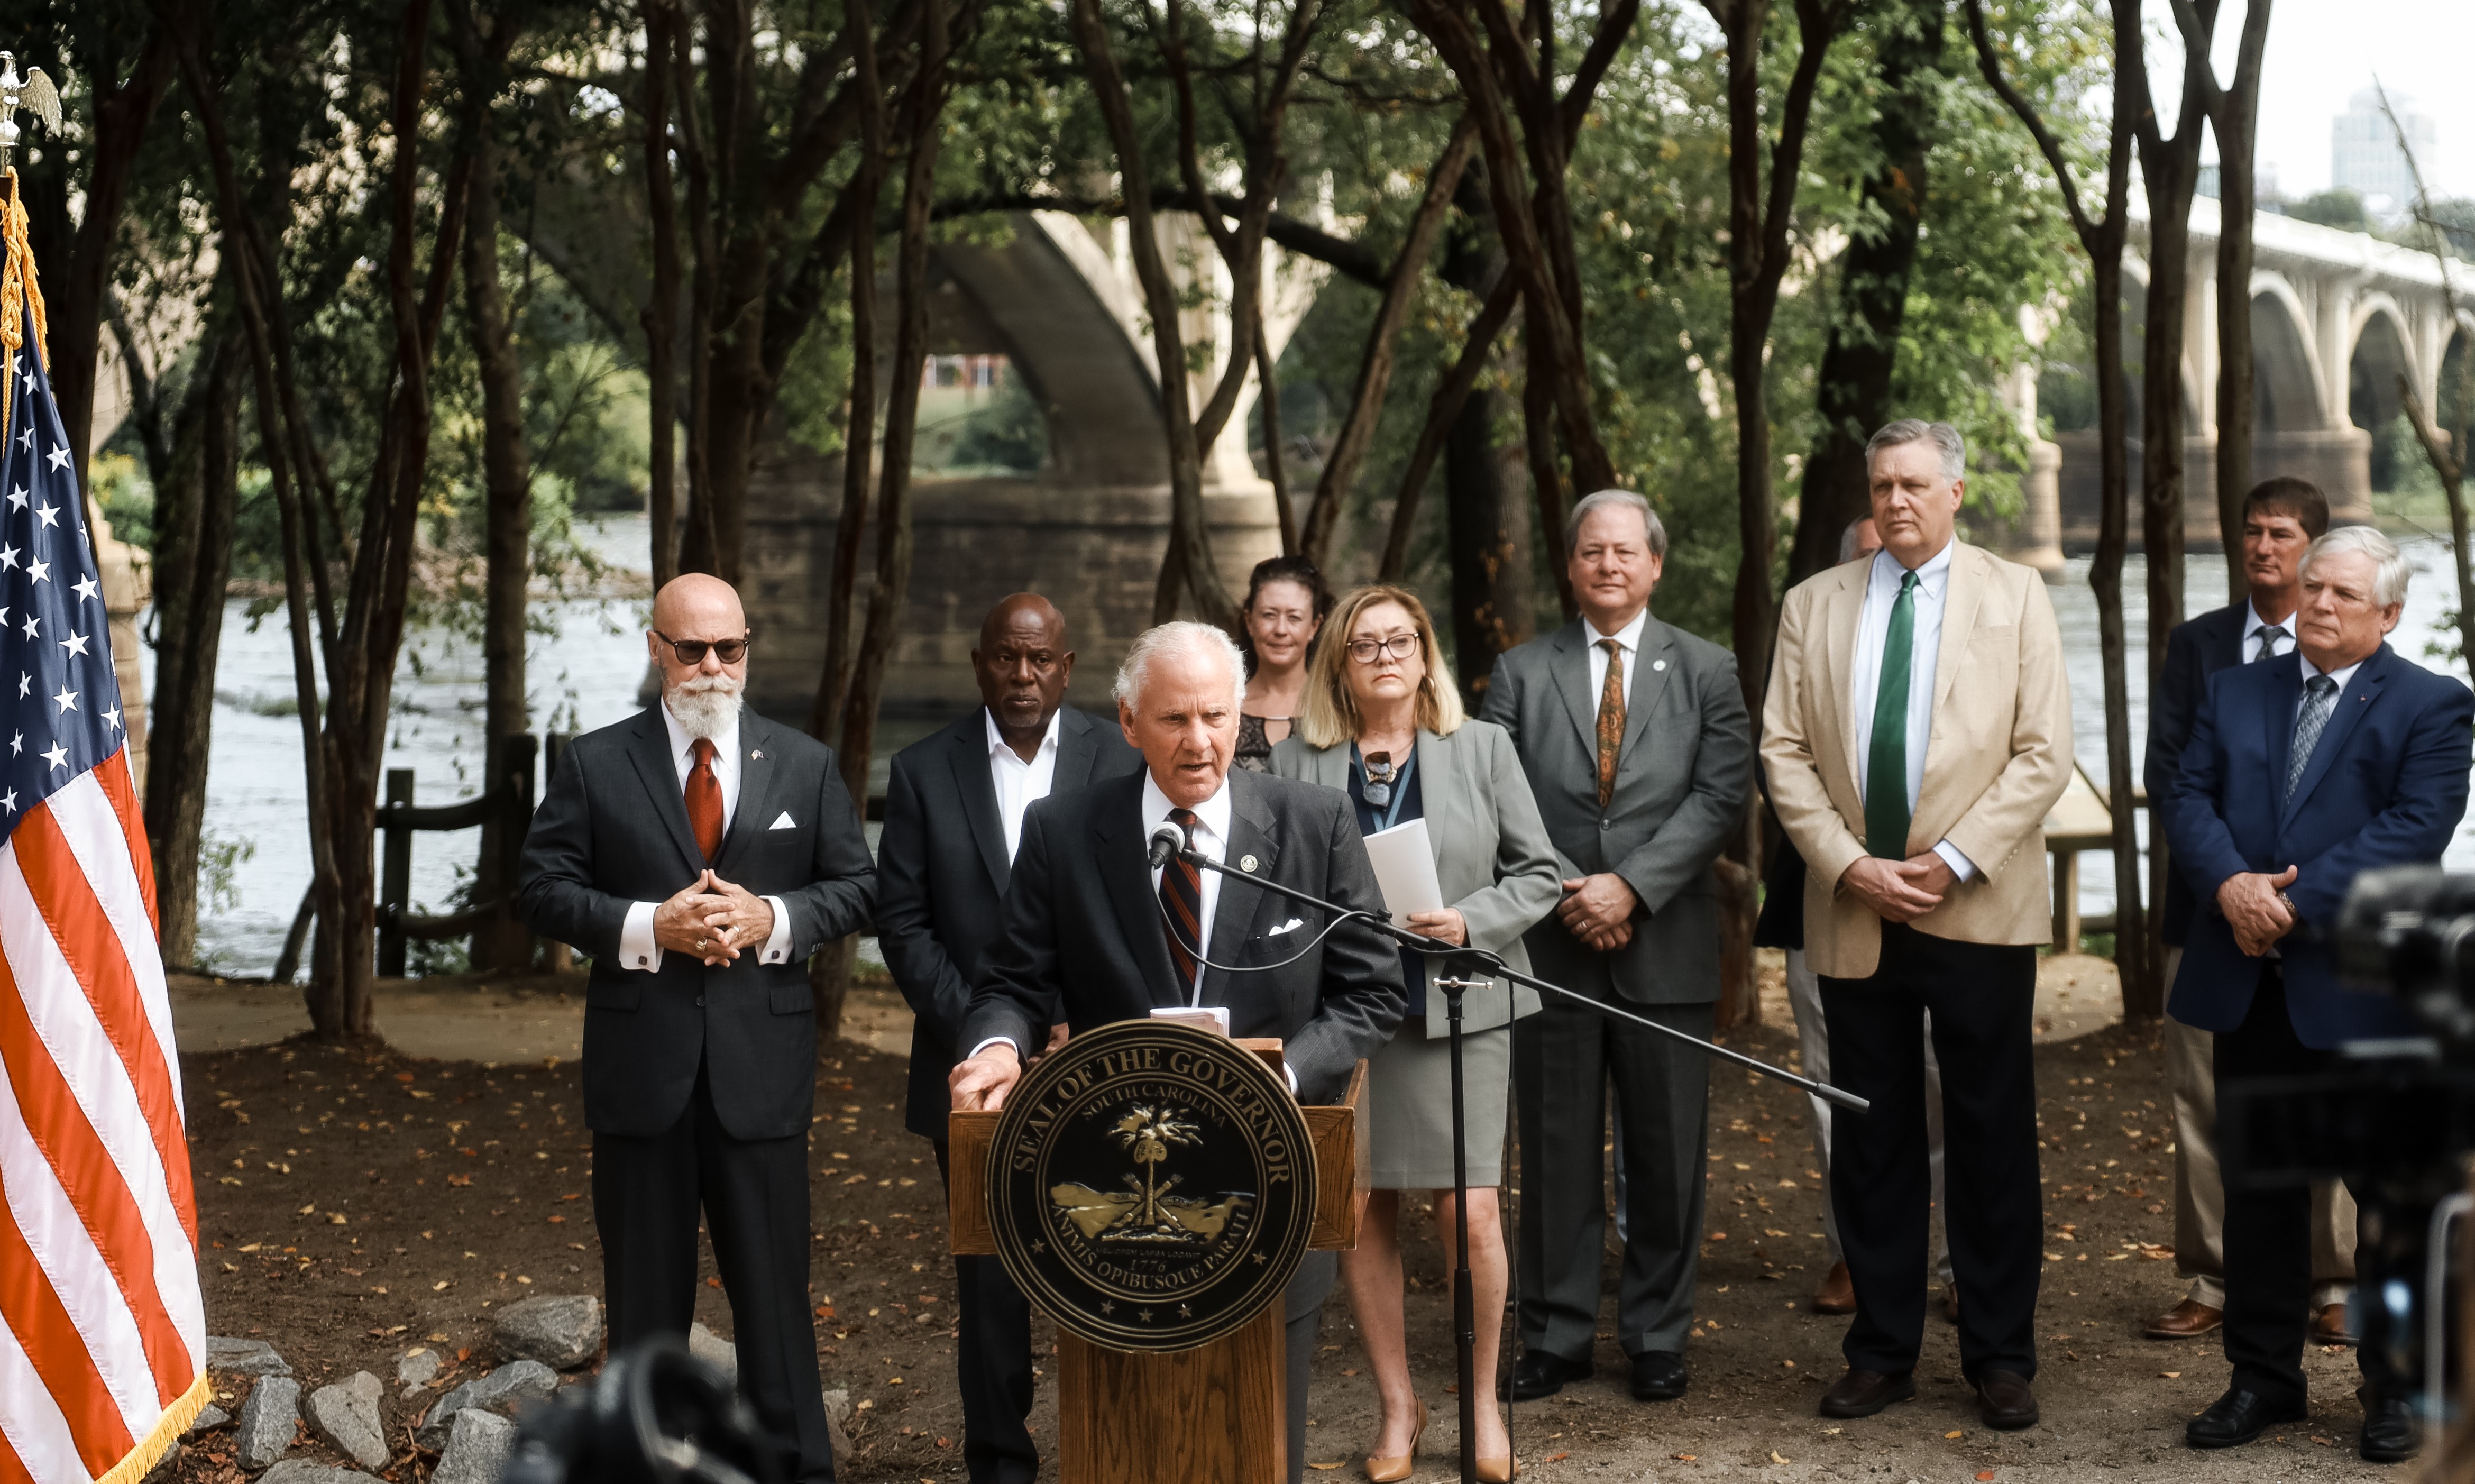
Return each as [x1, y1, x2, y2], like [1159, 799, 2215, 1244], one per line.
[187, 1404, 230, 1437]
[142, 1442, 182, 1484]
[304, 1371, 387, 1471]
[258, 1464, 384, 1484]
[208, 1336, 292, 1378]
[418, 1359, 558, 1449]
[688, 1322, 735, 1381]
[491, 1294, 602, 1370]
[234, 1375, 300, 1471]
[431, 1408, 515, 1484]
[819, 1388, 852, 1427]
[395, 1345, 442, 1395]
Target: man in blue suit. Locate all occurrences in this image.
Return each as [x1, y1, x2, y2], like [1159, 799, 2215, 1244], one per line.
[2165, 525, 2475, 1462]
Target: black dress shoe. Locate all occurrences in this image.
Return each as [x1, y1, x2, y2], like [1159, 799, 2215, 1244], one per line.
[1500, 1351, 1591, 1402]
[1819, 1368, 1916, 1418]
[2185, 1387, 2308, 1449]
[1629, 1351, 1688, 1402]
[2359, 1396, 2420, 1463]
[1975, 1369, 2039, 1431]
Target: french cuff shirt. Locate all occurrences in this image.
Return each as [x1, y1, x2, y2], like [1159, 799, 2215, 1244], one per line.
[617, 699, 793, 970]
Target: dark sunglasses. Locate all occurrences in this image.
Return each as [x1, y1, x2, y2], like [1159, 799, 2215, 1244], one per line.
[653, 628, 753, 665]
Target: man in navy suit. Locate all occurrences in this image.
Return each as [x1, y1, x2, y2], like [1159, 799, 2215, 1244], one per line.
[2143, 479, 2357, 1345]
[876, 593, 1141, 1483]
[2164, 525, 2474, 1461]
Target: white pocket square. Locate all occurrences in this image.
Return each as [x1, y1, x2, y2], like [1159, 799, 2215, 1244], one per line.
[1266, 918, 1305, 937]
[768, 811, 796, 830]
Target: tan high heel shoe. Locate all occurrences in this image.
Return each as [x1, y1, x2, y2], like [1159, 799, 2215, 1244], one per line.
[1364, 1400, 1427, 1483]
[1475, 1455, 1521, 1482]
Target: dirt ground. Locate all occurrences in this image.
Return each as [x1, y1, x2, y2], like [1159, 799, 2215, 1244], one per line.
[169, 959, 2397, 1482]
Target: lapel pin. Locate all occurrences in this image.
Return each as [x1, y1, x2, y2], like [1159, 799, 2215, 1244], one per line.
[1653, 659, 1667, 672]
[1239, 855, 1259, 873]
[751, 749, 763, 759]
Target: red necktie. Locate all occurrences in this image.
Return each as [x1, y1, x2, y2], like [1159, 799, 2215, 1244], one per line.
[686, 737, 723, 862]
[1159, 808, 1204, 991]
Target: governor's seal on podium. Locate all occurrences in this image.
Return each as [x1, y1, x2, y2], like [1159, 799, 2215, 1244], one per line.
[988, 1019, 1317, 1352]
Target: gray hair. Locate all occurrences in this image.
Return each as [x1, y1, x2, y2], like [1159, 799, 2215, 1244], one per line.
[1113, 620, 1248, 712]
[1865, 419, 1968, 482]
[1564, 489, 1667, 560]
[2300, 525, 2410, 607]
[1838, 516, 1876, 564]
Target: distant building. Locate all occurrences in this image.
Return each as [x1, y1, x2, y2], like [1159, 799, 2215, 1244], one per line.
[2332, 88, 2436, 214]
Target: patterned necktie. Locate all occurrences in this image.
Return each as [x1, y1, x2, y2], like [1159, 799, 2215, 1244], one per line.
[686, 737, 723, 862]
[1595, 638, 1626, 809]
[2286, 675, 2340, 803]
[2254, 624, 2289, 663]
[1865, 571, 1920, 858]
[1159, 807, 1205, 992]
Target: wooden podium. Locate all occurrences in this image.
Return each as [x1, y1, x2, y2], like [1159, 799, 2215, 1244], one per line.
[949, 1040, 1364, 1483]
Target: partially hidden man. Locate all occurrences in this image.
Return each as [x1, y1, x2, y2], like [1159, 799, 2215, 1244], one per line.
[949, 621, 1406, 1484]
[1761, 420, 2071, 1433]
[875, 593, 1141, 1484]
[519, 574, 875, 1482]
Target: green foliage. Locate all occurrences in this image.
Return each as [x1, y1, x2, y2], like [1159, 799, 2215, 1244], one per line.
[2289, 189, 2369, 233]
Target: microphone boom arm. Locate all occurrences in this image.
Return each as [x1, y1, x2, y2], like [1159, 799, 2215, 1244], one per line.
[1178, 845, 1869, 1114]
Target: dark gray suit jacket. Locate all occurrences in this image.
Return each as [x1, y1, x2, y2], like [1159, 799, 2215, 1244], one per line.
[959, 767, 1407, 1105]
[1478, 615, 1753, 1004]
[876, 706, 1144, 1138]
[517, 708, 876, 1140]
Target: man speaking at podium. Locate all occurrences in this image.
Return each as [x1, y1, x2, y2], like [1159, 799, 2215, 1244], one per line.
[950, 619, 1407, 1483]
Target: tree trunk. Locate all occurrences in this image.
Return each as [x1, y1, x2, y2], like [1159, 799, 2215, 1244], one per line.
[143, 332, 242, 968]
[1787, 0, 1941, 587]
[1445, 383, 1533, 710]
[2090, 251, 2143, 987]
[2133, 162, 2199, 1015]
[2210, 0, 2274, 598]
[641, 0, 684, 589]
[464, 132, 536, 974]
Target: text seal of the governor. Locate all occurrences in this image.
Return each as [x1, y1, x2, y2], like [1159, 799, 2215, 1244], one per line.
[988, 1019, 1317, 1352]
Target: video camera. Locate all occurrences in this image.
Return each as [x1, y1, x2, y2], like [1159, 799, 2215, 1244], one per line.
[499, 1336, 789, 1484]
[2219, 865, 2475, 1426]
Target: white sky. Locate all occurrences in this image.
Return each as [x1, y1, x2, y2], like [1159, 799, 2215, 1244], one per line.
[2215, 0, 2475, 197]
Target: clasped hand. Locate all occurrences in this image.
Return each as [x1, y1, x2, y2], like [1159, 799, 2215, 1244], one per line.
[1557, 874, 1637, 953]
[1838, 853, 1958, 924]
[652, 868, 774, 967]
[2217, 865, 2300, 957]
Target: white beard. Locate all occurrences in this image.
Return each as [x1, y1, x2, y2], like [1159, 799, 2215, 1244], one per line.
[665, 673, 744, 740]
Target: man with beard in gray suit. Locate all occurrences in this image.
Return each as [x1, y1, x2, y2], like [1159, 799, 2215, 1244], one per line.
[1478, 490, 1753, 1406]
[519, 573, 875, 1482]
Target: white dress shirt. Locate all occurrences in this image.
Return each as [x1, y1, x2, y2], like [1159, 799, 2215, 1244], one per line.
[2242, 600, 2297, 665]
[617, 701, 795, 972]
[2295, 652, 2363, 719]
[1583, 607, 1649, 712]
[1849, 542, 1975, 879]
[987, 708, 1062, 863]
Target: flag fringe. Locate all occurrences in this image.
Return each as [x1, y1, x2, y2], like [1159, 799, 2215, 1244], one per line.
[92, 1369, 209, 1484]
[0, 166, 49, 456]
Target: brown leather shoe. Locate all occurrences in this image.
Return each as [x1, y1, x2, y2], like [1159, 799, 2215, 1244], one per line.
[1976, 1369, 2039, 1430]
[2145, 1298, 2225, 1340]
[1819, 1368, 1916, 1418]
[1812, 1262, 1855, 1314]
[2313, 1303, 2357, 1346]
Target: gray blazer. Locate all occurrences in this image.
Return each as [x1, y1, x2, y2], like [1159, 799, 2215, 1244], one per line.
[1478, 614, 1753, 1005]
[1270, 720, 1561, 1036]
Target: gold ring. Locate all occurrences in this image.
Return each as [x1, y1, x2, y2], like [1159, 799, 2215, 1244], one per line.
[697, 936, 709, 950]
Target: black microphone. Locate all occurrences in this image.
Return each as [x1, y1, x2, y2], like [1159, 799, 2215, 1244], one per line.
[1147, 820, 1187, 867]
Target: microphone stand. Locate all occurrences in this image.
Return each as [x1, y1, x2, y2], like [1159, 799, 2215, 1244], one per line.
[1174, 846, 1867, 1484]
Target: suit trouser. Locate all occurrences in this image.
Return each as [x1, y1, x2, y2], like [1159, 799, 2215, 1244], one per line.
[1513, 934, 1712, 1362]
[592, 1064, 837, 1482]
[1821, 924, 2041, 1385]
[1784, 947, 1950, 1281]
[1285, 1251, 1337, 1484]
[2215, 967, 2397, 1408]
[2161, 948, 2357, 1311]
[934, 1141, 1040, 1484]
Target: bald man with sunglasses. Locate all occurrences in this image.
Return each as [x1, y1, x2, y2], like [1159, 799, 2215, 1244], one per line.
[519, 573, 876, 1482]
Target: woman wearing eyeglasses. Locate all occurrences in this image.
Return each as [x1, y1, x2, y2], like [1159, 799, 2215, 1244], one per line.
[1271, 585, 1560, 1482]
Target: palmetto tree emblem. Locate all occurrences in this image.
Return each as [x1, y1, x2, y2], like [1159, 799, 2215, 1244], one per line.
[1113, 1105, 1200, 1229]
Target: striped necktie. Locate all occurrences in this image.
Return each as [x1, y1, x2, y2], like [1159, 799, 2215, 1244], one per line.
[1159, 807, 1205, 993]
[2286, 675, 2339, 803]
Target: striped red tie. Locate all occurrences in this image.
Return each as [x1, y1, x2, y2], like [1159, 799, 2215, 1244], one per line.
[1159, 807, 1205, 992]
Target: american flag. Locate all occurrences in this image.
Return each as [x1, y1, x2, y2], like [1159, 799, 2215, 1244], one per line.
[0, 186, 205, 1480]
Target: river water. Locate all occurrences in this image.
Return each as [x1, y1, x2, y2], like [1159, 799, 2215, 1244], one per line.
[155, 516, 2475, 975]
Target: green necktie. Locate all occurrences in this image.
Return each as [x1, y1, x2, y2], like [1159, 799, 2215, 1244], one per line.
[1865, 571, 1919, 859]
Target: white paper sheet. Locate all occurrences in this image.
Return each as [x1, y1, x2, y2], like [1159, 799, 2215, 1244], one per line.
[1150, 1006, 1231, 1036]
[1362, 817, 1446, 928]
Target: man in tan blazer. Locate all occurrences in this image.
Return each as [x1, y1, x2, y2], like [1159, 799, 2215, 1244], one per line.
[1760, 419, 2071, 1434]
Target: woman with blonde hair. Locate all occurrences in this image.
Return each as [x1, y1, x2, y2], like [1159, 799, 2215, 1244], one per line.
[1272, 585, 1560, 1481]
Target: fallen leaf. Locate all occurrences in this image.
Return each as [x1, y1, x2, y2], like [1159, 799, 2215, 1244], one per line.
[1770, 1451, 1791, 1464]
[1945, 1430, 1964, 1439]
[1673, 1454, 1697, 1462]
[1547, 1453, 1571, 1463]
[1307, 1465, 1343, 1473]
[2159, 1370, 2181, 1379]
[1978, 1472, 1997, 1481]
